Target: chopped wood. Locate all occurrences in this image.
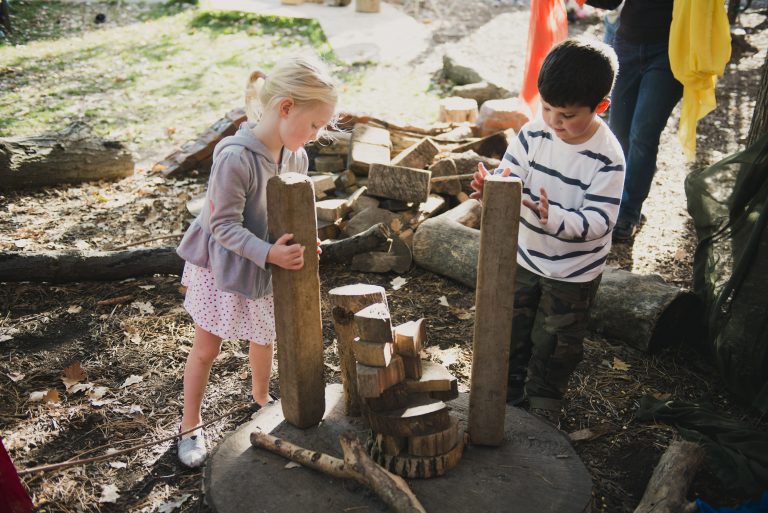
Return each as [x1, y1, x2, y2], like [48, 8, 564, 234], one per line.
[349, 143, 391, 175]
[267, 173, 325, 428]
[351, 252, 411, 274]
[329, 284, 389, 416]
[373, 433, 407, 457]
[391, 138, 440, 169]
[633, 440, 703, 513]
[388, 235, 413, 273]
[250, 430, 427, 513]
[317, 220, 339, 241]
[477, 98, 531, 137]
[357, 355, 405, 398]
[1, 122, 134, 189]
[338, 112, 452, 137]
[393, 319, 426, 357]
[428, 157, 461, 195]
[430, 173, 475, 183]
[351, 123, 392, 148]
[344, 206, 399, 237]
[346, 185, 377, 212]
[404, 360, 457, 394]
[316, 198, 351, 222]
[438, 97, 478, 123]
[315, 155, 345, 173]
[354, 302, 394, 343]
[316, 131, 351, 155]
[334, 169, 356, 189]
[366, 395, 451, 437]
[364, 383, 413, 412]
[311, 174, 337, 195]
[356, 0, 380, 12]
[451, 132, 509, 160]
[367, 164, 432, 204]
[401, 355, 423, 379]
[353, 338, 394, 367]
[368, 432, 467, 479]
[408, 417, 460, 457]
[320, 223, 390, 264]
[415, 194, 447, 225]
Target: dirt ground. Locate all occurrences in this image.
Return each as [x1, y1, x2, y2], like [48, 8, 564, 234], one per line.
[1, 2, 767, 512]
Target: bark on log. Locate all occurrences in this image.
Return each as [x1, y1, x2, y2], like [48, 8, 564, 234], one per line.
[0, 122, 134, 189]
[320, 223, 391, 264]
[469, 177, 521, 446]
[250, 430, 427, 513]
[267, 173, 325, 428]
[329, 283, 389, 416]
[633, 440, 704, 513]
[413, 213, 703, 353]
[0, 248, 183, 283]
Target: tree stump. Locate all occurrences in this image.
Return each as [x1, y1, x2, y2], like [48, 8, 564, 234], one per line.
[0, 122, 134, 189]
[329, 284, 389, 416]
[469, 177, 521, 445]
[267, 173, 325, 428]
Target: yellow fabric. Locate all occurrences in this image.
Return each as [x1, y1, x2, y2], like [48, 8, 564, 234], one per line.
[669, 0, 731, 160]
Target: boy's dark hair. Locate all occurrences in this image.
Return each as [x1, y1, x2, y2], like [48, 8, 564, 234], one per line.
[537, 37, 618, 111]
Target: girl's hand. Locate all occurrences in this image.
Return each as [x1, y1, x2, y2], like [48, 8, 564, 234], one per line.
[470, 163, 513, 199]
[267, 233, 305, 270]
[522, 187, 550, 224]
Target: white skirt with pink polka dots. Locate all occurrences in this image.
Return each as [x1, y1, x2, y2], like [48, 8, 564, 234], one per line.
[181, 262, 275, 344]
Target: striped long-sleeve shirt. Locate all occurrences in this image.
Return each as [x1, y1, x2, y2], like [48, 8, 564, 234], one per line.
[495, 118, 625, 282]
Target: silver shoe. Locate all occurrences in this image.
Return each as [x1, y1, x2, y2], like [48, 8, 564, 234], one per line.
[178, 428, 207, 468]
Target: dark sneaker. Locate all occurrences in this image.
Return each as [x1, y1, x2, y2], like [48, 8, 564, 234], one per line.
[612, 218, 638, 241]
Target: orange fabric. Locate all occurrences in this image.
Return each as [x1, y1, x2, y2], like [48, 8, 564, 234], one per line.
[519, 0, 569, 112]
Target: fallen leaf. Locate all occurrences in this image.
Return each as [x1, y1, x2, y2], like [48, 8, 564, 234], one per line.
[674, 248, 687, 261]
[612, 357, 630, 371]
[390, 276, 408, 291]
[29, 390, 48, 402]
[109, 461, 127, 469]
[438, 295, 450, 307]
[74, 240, 91, 251]
[69, 383, 93, 395]
[120, 374, 144, 388]
[7, 372, 24, 382]
[284, 462, 302, 469]
[62, 362, 86, 390]
[653, 392, 672, 401]
[157, 494, 191, 513]
[568, 424, 616, 442]
[452, 308, 473, 320]
[238, 371, 249, 380]
[13, 239, 30, 248]
[425, 346, 460, 366]
[99, 484, 120, 503]
[0, 334, 13, 342]
[67, 305, 83, 314]
[88, 386, 109, 400]
[130, 301, 155, 315]
[44, 389, 61, 404]
[138, 285, 155, 290]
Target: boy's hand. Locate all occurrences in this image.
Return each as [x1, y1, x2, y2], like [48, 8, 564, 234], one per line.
[470, 163, 513, 200]
[522, 187, 550, 224]
[316, 237, 322, 255]
[267, 233, 305, 270]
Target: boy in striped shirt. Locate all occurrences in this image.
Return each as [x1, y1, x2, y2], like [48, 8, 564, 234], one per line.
[470, 37, 625, 427]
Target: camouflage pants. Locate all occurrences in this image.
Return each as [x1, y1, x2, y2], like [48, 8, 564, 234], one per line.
[509, 266, 601, 410]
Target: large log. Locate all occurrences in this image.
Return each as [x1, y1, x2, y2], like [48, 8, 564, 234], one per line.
[0, 248, 183, 283]
[320, 223, 391, 264]
[267, 173, 325, 428]
[329, 283, 389, 416]
[469, 177, 521, 446]
[0, 122, 134, 189]
[633, 441, 703, 513]
[413, 210, 703, 353]
[367, 163, 432, 204]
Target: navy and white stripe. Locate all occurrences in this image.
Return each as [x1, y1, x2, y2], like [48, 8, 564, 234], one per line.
[493, 118, 626, 282]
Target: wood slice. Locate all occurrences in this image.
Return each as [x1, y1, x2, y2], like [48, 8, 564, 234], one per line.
[393, 319, 426, 357]
[369, 431, 467, 479]
[317, 220, 339, 241]
[352, 124, 392, 147]
[316, 131, 351, 155]
[334, 169, 356, 189]
[267, 173, 325, 428]
[316, 198, 351, 222]
[357, 355, 405, 398]
[354, 302, 394, 343]
[401, 355, 423, 380]
[391, 138, 440, 170]
[349, 143, 391, 175]
[404, 360, 457, 394]
[363, 383, 416, 412]
[366, 395, 451, 437]
[408, 417, 460, 457]
[367, 163, 432, 204]
[311, 174, 337, 195]
[353, 338, 394, 367]
[205, 385, 593, 513]
[428, 158, 461, 195]
[329, 284, 388, 416]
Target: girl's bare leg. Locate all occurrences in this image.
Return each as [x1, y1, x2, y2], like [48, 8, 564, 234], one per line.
[249, 341, 274, 406]
[181, 325, 222, 431]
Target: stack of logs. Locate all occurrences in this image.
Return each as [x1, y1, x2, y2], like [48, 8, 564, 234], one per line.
[352, 301, 466, 479]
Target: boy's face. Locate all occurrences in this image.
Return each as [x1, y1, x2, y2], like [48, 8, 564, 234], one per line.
[540, 100, 599, 145]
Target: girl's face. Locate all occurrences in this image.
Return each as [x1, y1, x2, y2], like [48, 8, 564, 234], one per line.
[278, 100, 336, 152]
[540, 100, 599, 145]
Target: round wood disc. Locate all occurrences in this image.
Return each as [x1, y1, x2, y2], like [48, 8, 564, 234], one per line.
[204, 384, 592, 513]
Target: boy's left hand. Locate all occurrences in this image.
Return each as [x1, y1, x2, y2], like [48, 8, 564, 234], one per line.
[522, 187, 549, 224]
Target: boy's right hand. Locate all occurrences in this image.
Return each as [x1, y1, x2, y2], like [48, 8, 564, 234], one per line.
[470, 163, 513, 200]
[267, 233, 305, 270]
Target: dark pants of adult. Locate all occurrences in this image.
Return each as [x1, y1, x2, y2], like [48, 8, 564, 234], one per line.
[508, 266, 601, 412]
[610, 36, 683, 226]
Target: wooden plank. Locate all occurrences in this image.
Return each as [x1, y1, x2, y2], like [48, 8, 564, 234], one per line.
[329, 284, 388, 416]
[404, 360, 456, 394]
[353, 338, 394, 367]
[408, 417, 460, 457]
[354, 302, 393, 343]
[267, 173, 325, 428]
[391, 137, 440, 169]
[369, 432, 467, 479]
[367, 163, 432, 204]
[393, 319, 426, 357]
[469, 176, 521, 445]
[401, 355, 423, 380]
[316, 198, 351, 222]
[356, 355, 405, 398]
[366, 395, 451, 437]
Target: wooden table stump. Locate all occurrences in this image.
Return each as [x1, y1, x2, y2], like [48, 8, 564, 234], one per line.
[204, 384, 593, 513]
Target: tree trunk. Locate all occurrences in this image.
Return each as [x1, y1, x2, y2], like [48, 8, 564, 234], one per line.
[0, 248, 182, 283]
[633, 440, 704, 513]
[0, 122, 134, 189]
[747, 52, 768, 148]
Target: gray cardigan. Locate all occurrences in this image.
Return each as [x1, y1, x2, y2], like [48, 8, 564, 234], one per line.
[177, 122, 309, 299]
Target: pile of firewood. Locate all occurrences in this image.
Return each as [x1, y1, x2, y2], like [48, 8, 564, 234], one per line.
[351, 298, 466, 479]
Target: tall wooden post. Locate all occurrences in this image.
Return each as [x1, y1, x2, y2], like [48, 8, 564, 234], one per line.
[267, 172, 325, 428]
[328, 284, 388, 416]
[468, 176, 521, 446]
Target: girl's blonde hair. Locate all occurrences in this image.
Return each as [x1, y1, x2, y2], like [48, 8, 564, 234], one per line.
[245, 55, 338, 123]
